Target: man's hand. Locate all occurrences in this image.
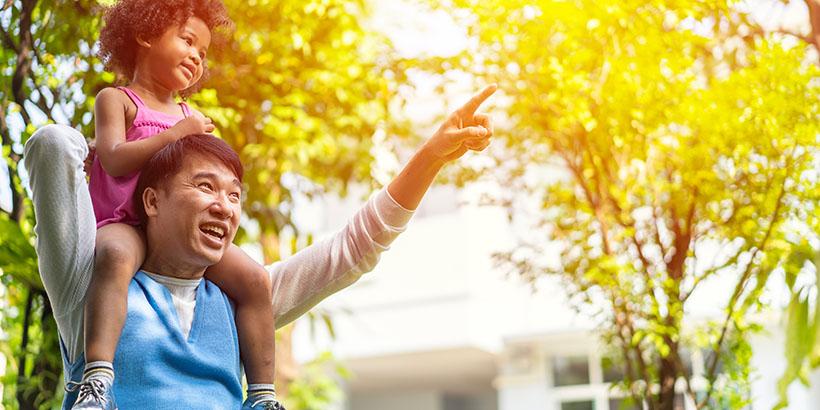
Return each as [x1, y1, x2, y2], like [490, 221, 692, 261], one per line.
[386, 85, 497, 210]
[423, 84, 496, 163]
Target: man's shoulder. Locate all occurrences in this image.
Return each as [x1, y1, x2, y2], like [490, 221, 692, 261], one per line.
[200, 278, 236, 307]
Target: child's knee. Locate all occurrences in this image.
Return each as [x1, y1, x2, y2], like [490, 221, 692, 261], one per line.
[94, 241, 138, 278]
[238, 265, 272, 303]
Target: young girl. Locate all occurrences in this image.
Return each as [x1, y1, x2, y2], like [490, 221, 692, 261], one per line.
[74, 1, 283, 409]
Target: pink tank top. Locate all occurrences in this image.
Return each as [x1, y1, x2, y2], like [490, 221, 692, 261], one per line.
[88, 86, 191, 228]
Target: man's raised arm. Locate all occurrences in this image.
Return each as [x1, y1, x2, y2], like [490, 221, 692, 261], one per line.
[268, 187, 413, 327]
[268, 85, 496, 326]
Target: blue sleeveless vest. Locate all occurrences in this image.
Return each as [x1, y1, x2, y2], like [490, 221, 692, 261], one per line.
[61, 271, 243, 409]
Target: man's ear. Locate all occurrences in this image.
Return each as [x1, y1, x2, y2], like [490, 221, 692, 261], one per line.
[143, 187, 160, 217]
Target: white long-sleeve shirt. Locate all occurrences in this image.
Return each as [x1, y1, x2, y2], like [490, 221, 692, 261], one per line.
[24, 125, 416, 365]
[139, 188, 413, 338]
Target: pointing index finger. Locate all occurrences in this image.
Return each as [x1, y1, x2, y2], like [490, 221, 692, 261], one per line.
[458, 84, 497, 116]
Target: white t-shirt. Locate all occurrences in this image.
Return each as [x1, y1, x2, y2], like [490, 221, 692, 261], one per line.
[142, 271, 201, 338]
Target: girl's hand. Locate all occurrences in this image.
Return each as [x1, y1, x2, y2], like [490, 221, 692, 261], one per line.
[423, 84, 496, 163]
[84, 139, 96, 176]
[172, 112, 215, 138]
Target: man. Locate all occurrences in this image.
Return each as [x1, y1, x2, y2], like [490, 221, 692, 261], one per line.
[22, 85, 495, 409]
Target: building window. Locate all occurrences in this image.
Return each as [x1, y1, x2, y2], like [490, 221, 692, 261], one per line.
[553, 355, 590, 386]
[601, 356, 625, 384]
[608, 398, 641, 410]
[561, 400, 595, 410]
[550, 349, 703, 410]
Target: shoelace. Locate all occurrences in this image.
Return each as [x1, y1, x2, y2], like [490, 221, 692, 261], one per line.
[65, 379, 109, 404]
[250, 396, 284, 410]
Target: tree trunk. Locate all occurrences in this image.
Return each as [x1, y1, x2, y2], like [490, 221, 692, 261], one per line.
[11, 0, 36, 110]
[31, 295, 61, 406]
[16, 289, 35, 410]
[274, 325, 298, 397]
[806, 1, 820, 52]
[657, 356, 678, 410]
[261, 231, 299, 396]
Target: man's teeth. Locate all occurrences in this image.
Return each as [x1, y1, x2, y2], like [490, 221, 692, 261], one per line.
[202, 225, 225, 238]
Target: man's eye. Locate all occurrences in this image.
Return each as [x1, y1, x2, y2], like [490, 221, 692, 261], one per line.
[229, 192, 241, 201]
[198, 182, 213, 190]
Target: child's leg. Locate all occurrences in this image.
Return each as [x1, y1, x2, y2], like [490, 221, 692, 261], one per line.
[84, 223, 146, 364]
[205, 244, 276, 385]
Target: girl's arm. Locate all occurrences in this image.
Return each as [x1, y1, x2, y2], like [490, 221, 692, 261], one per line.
[94, 88, 213, 177]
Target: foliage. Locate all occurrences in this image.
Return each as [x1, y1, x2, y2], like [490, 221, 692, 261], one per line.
[1, 0, 403, 408]
[774, 244, 820, 408]
[282, 351, 350, 410]
[1, 0, 107, 408]
[429, 0, 820, 408]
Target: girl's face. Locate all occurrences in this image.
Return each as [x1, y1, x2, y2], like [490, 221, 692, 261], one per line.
[138, 16, 212, 92]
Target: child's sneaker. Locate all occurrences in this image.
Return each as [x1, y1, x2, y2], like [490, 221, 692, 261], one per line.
[241, 396, 285, 410]
[65, 377, 117, 409]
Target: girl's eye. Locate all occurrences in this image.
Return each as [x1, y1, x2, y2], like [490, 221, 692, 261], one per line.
[229, 192, 241, 201]
[184, 37, 193, 46]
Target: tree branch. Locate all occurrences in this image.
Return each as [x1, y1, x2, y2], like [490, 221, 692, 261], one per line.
[652, 192, 669, 261]
[629, 234, 663, 322]
[698, 165, 790, 407]
[16, 289, 34, 407]
[12, 0, 37, 120]
[804, 0, 820, 55]
[0, 23, 19, 53]
[669, 347, 697, 403]
[0, 101, 25, 221]
[623, 305, 655, 408]
[568, 130, 617, 255]
[667, 187, 698, 283]
[559, 144, 613, 255]
[682, 244, 746, 303]
[613, 295, 655, 408]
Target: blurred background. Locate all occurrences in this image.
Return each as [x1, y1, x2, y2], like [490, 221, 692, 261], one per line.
[1, 0, 819, 409]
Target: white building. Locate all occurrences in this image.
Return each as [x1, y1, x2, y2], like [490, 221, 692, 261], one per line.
[292, 186, 820, 410]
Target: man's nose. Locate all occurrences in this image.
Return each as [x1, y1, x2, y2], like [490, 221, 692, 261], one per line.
[209, 193, 233, 218]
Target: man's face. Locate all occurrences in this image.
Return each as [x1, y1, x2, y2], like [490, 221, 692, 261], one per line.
[144, 153, 241, 269]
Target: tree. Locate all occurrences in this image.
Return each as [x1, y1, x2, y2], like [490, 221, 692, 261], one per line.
[776, 245, 820, 408]
[1, 1, 107, 408]
[431, 0, 819, 408]
[2, 0, 404, 408]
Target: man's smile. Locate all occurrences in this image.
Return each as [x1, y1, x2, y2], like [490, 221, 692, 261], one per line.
[199, 222, 226, 239]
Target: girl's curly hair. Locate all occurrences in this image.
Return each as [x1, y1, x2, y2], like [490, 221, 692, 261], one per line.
[98, 0, 233, 97]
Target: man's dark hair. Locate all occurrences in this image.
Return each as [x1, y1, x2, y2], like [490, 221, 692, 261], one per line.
[134, 134, 243, 226]
[98, 0, 233, 97]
